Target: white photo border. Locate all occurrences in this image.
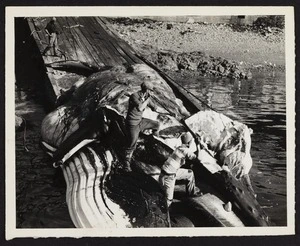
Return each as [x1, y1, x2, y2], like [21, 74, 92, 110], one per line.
[5, 6, 295, 239]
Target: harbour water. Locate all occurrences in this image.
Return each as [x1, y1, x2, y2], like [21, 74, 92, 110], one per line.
[176, 70, 287, 226]
[15, 69, 287, 227]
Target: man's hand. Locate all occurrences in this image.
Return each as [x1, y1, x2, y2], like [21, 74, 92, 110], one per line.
[138, 97, 150, 111]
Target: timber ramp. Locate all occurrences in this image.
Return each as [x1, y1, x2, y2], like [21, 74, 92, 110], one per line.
[27, 17, 142, 98]
[27, 16, 202, 111]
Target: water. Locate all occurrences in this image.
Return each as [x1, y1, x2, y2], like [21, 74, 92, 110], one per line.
[15, 82, 74, 228]
[176, 70, 287, 226]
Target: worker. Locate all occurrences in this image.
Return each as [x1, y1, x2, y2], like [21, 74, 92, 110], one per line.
[123, 81, 160, 172]
[159, 132, 202, 207]
[42, 17, 60, 56]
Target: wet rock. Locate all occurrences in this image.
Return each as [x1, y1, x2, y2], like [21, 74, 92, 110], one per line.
[153, 52, 178, 71]
[240, 72, 246, 79]
[221, 59, 229, 67]
[210, 70, 217, 75]
[166, 23, 173, 30]
[177, 57, 197, 71]
[178, 62, 186, 70]
[216, 64, 225, 73]
[147, 50, 249, 80]
[246, 71, 253, 79]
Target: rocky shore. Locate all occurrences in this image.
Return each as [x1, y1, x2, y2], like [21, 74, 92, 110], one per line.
[108, 17, 285, 80]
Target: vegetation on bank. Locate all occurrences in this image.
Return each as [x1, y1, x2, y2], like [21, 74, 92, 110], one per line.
[146, 51, 252, 80]
[253, 16, 284, 29]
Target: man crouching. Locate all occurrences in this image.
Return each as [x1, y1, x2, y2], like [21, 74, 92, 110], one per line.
[159, 132, 201, 207]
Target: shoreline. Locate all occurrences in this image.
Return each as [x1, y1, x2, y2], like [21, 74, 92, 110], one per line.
[108, 18, 285, 79]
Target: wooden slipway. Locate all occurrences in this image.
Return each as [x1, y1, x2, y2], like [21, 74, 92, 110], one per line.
[27, 17, 143, 98]
[27, 16, 203, 111]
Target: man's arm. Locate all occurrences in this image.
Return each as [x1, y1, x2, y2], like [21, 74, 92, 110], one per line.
[130, 93, 150, 112]
[184, 147, 197, 160]
[45, 23, 51, 35]
[147, 97, 158, 112]
[138, 97, 150, 111]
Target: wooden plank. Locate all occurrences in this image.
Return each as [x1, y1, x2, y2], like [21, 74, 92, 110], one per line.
[83, 17, 119, 65]
[59, 17, 92, 65]
[97, 17, 140, 55]
[66, 17, 97, 66]
[80, 17, 112, 65]
[89, 17, 132, 66]
[27, 18, 44, 51]
[95, 17, 143, 64]
[91, 18, 136, 66]
[30, 18, 51, 61]
[96, 17, 125, 43]
[107, 39, 135, 65]
[55, 17, 80, 61]
[85, 17, 125, 66]
[54, 17, 78, 61]
[69, 17, 106, 67]
[27, 18, 61, 97]
[78, 17, 117, 66]
[61, 17, 87, 61]
[29, 16, 202, 103]
[90, 17, 129, 66]
[94, 18, 130, 51]
[116, 40, 143, 64]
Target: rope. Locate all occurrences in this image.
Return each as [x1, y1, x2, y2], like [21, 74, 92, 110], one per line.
[149, 93, 176, 117]
[45, 59, 100, 72]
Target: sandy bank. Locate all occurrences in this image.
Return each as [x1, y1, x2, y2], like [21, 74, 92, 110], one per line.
[108, 18, 285, 76]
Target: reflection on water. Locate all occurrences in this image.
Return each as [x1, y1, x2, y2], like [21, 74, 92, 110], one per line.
[178, 71, 287, 226]
[15, 70, 287, 227]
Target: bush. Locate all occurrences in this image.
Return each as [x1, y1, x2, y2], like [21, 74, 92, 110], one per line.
[253, 16, 284, 29]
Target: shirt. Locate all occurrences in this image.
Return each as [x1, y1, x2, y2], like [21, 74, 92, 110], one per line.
[126, 91, 157, 126]
[46, 21, 59, 34]
[161, 145, 197, 174]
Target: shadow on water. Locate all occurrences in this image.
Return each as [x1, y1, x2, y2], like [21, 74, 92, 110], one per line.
[15, 18, 57, 112]
[15, 18, 74, 228]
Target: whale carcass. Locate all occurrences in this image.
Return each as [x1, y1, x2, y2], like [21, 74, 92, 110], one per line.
[40, 63, 271, 228]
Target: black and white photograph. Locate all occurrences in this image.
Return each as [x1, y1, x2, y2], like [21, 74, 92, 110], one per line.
[5, 6, 295, 238]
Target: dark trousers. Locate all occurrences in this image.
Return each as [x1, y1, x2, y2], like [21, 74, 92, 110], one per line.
[43, 33, 59, 55]
[125, 118, 159, 159]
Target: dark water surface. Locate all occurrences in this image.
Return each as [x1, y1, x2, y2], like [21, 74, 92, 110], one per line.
[176, 70, 287, 226]
[15, 82, 74, 228]
[15, 69, 287, 227]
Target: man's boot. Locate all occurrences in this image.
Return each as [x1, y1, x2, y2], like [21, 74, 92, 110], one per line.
[53, 46, 60, 56]
[42, 46, 50, 56]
